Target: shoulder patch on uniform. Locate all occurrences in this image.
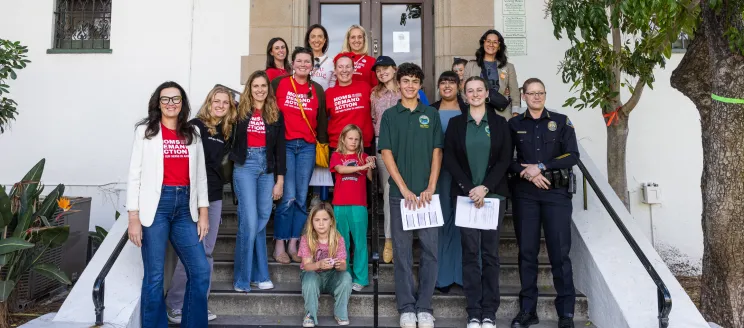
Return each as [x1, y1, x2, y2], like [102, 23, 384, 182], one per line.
[566, 117, 574, 128]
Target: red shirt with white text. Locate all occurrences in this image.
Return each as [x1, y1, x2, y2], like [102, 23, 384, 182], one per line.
[351, 54, 378, 88]
[162, 124, 190, 186]
[330, 152, 369, 206]
[275, 77, 319, 144]
[247, 110, 267, 147]
[325, 81, 374, 148]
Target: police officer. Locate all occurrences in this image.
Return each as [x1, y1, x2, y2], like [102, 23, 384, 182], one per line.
[508, 78, 578, 328]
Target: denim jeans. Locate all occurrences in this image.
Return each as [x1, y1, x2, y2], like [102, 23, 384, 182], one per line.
[141, 186, 210, 328]
[301, 270, 352, 324]
[233, 148, 274, 290]
[166, 200, 222, 310]
[389, 196, 439, 314]
[275, 139, 316, 240]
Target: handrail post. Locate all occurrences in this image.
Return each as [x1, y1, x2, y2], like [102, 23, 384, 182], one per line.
[577, 159, 672, 328]
[92, 232, 130, 326]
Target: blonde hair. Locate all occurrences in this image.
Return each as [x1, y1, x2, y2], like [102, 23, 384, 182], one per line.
[302, 202, 341, 259]
[196, 86, 238, 139]
[238, 70, 280, 124]
[336, 124, 365, 163]
[341, 25, 369, 54]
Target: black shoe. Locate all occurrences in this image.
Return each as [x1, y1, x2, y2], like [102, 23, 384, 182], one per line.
[558, 316, 574, 328]
[511, 312, 539, 328]
[435, 284, 451, 294]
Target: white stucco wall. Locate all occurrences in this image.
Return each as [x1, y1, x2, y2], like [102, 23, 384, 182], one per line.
[493, 0, 703, 274]
[0, 0, 251, 230]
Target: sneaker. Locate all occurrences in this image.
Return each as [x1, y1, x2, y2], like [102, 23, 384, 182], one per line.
[558, 317, 574, 328]
[335, 316, 350, 326]
[399, 312, 417, 328]
[383, 239, 394, 263]
[250, 280, 275, 290]
[303, 313, 315, 327]
[351, 283, 364, 292]
[417, 312, 435, 328]
[510, 312, 539, 328]
[467, 318, 481, 328]
[166, 308, 182, 324]
[481, 318, 496, 328]
[207, 309, 217, 321]
[234, 285, 251, 292]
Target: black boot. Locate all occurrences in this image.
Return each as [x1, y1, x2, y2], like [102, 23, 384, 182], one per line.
[558, 316, 574, 328]
[510, 312, 539, 328]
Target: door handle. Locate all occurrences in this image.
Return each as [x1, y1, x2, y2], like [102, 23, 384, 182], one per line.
[373, 38, 379, 55]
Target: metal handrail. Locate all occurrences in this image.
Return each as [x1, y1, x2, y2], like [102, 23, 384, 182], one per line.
[370, 145, 380, 328]
[92, 232, 129, 326]
[577, 159, 672, 328]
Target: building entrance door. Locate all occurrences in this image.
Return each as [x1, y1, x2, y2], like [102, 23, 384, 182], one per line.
[310, 0, 434, 98]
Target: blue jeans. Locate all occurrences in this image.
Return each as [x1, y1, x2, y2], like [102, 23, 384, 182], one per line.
[141, 186, 209, 328]
[275, 139, 315, 240]
[233, 148, 274, 290]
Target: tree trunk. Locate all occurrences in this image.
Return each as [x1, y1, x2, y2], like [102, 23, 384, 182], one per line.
[671, 7, 744, 327]
[0, 302, 9, 328]
[606, 109, 630, 210]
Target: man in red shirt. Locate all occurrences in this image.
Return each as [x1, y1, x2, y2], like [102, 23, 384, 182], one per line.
[325, 54, 375, 154]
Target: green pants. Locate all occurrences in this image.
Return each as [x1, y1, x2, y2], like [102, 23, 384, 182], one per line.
[333, 205, 369, 286]
[301, 270, 352, 324]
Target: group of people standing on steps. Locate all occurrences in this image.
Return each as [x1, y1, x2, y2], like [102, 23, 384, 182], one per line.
[125, 24, 579, 328]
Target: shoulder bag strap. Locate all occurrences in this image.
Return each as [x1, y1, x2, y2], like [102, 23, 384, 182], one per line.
[289, 77, 318, 140]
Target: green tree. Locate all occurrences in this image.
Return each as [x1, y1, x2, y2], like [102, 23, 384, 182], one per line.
[0, 39, 30, 134]
[671, 1, 744, 326]
[547, 0, 699, 209]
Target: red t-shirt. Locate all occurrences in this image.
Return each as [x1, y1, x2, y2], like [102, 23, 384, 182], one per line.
[266, 67, 288, 82]
[325, 81, 374, 149]
[161, 124, 190, 186]
[351, 54, 378, 89]
[330, 152, 369, 206]
[275, 77, 319, 144]
[247, 110, 267, 147]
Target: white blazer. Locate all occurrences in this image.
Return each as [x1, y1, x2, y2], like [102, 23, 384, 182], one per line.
[126, 124, 209, 227]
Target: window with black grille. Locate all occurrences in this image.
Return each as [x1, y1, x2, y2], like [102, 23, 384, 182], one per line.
[52, 0, 112, 50]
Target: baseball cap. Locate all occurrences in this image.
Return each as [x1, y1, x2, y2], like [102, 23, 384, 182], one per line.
[372, 56, 396, 70]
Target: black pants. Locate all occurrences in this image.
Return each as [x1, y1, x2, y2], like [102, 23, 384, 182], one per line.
[460, 226, 501, 321]
[512, 185, 575, 317]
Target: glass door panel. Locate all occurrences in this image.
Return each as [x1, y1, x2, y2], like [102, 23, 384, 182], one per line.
[381, 4, 423, 67]
[320, 4, 361, 56]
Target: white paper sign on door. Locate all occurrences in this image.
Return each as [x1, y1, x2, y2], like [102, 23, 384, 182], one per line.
[400, 194, 443, 231]
[454, 196, 500, 230]
[393, 31, 410, 53]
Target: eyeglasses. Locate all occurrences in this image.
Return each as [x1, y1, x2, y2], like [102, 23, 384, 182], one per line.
[160, 96, 183, 104]
[484, 40, 500, 46]
[524, 92, 547, 98]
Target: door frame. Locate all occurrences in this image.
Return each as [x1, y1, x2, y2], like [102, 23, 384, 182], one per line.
[309, 0, 435, 98]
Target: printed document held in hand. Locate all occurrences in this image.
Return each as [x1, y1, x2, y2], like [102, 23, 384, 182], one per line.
[399, 194, 444, 231]
[454, 196, 500, 230]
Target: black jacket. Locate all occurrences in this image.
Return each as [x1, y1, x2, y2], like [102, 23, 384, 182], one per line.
[443, 108, 512, 198]
[229, 111, 287, 176]
[190, 119, 229, 202]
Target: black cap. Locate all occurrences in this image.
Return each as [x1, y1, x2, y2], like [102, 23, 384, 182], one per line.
[372, 56, 396, 70]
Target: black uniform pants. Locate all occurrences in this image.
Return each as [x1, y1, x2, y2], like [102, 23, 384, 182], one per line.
[512, 187, 575, 317]
[460, 226, 501, 321]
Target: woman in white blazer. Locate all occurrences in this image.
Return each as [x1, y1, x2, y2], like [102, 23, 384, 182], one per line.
[126, 81, 211, 328]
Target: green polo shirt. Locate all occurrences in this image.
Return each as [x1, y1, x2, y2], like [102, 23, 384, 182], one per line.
[378, 100, 443, 197]
[466, 112, 491, 187]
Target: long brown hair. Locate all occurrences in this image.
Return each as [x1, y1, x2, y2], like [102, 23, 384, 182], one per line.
[238, 70, 280, 124]
[136, 81, 195, 144]
[335, 124, 365, 164]
[195, 86, 237, 139]
[302, 202, 341, 259]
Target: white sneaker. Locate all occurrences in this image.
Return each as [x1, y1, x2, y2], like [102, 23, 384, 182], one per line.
[481, 318, 496, 328]
[417, 312, 435, 328]
[207, 309, 217, 321]
[467, 318, 481, 328]
[400, 312, 417, 328]
[351, 283, 364, 292]
[166, 308, 182, 324]
[250, 280, 275, 290]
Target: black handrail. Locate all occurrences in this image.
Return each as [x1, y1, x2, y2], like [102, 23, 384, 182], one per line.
[577, 159, 672, 328]
[370, 145, 380, 328]
[92, 232, 129, 326]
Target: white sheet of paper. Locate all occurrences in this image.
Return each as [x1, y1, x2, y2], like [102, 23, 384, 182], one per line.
[455, 196, 500, 230]
[393, 31, 410, 53]
[399, 194, 444, 231]
[309, 167, 333, 187]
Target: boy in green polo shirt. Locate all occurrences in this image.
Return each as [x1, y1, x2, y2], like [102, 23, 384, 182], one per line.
[378, 63, 443, 328]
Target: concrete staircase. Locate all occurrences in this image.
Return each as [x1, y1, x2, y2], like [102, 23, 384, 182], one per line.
[181, 189, 594, 327]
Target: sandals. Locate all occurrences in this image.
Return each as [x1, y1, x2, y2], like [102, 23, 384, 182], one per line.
[302, 314, 315, 327]
[289, 252, 302, 263]
[273, 252, 291, 264]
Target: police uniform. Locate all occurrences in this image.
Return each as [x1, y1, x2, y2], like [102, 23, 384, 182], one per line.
[508, 108, 578, 321]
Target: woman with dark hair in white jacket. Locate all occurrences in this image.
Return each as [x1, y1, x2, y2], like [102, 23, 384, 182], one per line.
[126, 81, 211, 328]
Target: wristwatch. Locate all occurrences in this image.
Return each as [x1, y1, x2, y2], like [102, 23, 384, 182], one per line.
[537, 163, 546, 171]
